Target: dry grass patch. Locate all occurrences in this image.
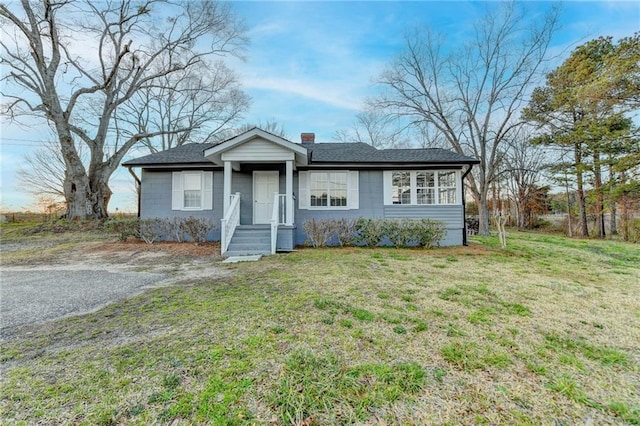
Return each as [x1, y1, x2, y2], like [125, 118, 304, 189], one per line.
[1, 232, 639, 424]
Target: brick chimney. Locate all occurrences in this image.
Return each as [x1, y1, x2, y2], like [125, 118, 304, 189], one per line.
[301, 132, 315, 143]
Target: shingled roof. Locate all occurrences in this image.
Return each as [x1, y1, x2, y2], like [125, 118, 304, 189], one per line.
[123, 143, 217, 166]
[303, 143, 477, 164]
[123, 140, 478, 167]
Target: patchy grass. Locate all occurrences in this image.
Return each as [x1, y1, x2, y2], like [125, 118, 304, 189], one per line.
[1, 231, 639, 424]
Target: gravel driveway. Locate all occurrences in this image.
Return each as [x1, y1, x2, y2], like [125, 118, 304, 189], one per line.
[0, 268, 165, 338]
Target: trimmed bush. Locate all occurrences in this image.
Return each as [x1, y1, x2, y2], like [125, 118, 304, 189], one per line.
[105, 218, 139, 241]
[382, 219, 415, 248]
[303, 217, 447, 249]
[181, 217, 216, 243]
[334, 218, 358, 246]
[415, 219, 447, 248]
[355, 218, 386, 247]
[139, 219, 161, 244]
[302, 218, 332, 247]
[105, 217, 217, 244]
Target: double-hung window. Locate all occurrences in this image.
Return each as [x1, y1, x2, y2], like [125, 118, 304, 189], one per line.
[172, 171, 213, 211]
[416, 172, 435, 204]
[392, 171, 411, 204]
[299, 171, 359, 210]
[384, 170, 458, 205]
[182, 173, 203, 208]
[438, 171, 456, 204]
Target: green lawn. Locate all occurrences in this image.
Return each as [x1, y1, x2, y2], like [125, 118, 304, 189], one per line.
[1, 232, 639, 425]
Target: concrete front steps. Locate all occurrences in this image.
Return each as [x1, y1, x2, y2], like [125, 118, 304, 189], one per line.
[225, 225, 272, 256]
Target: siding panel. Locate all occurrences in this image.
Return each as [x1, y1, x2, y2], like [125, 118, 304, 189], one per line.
[140, 169, 223, 240]
[221, 138, 295, 162]
[141, 168, 464, 246]
[383, 205, 463, 227]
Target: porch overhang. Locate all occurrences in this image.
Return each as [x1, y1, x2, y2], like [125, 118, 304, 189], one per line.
[203, 127, 308, 171]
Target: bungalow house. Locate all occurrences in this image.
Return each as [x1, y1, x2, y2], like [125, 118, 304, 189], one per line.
[123, 127, 479, 256]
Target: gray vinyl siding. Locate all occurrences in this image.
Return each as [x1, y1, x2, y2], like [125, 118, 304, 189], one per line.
[383, 205, 462, 225]
[140, 169, 224, 240]
[383, 205, 464, 246]
[293, 170, 464, 246]
[140, 168, 465, 246]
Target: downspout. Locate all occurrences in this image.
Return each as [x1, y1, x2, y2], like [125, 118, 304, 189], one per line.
[461, 163, 474, 246]
[127, 166, 142, 218]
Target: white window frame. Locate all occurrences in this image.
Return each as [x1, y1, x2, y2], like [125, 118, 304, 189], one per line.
[383, 170, 460, 206]
[298, 170, 359, 210]
[172, 171, 213, 211]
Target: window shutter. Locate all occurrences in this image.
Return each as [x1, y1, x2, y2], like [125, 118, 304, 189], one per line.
[172, 172, 183, 210]
[382, 171, 392, 205]
[298, 171, 309, 209]
[348, 171, 359, 210]
[203, 171, 213, 210]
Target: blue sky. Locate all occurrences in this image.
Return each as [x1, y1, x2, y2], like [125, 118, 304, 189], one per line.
[1, 1, 638, 212]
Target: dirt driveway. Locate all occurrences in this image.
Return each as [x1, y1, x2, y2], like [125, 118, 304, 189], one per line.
[0, 240, 230, 340]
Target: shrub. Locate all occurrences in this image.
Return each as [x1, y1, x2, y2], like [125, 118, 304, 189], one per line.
[105, 218, 139, 241]
[333, 218, 358, 246]
[155, 217, 188, 242]
[138, 219, 161, 244]
[355, 218, 385, 247]
[302, 217, 447, 248]
[382, 219, 415, 248]
[416, 219, 447, 248]
[181, 217, 216, 243]
[629, 218, 640, 243]
[302, 218, 332, 247]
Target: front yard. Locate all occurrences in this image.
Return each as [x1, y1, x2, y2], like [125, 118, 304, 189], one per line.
[1, 231, 639, 424]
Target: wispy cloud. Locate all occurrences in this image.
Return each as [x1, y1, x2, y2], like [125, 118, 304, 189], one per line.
[243, 76, 362, 111]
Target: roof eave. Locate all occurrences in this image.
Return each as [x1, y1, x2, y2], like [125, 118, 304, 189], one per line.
[121, 162, 219, 169]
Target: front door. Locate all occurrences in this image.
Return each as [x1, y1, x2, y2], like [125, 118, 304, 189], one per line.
[253, 171, 279, 224]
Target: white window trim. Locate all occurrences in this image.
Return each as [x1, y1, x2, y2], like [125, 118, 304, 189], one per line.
[383, 170, 460, 206]
[298, 170, 359, 210]
[172, 171, 213, 211]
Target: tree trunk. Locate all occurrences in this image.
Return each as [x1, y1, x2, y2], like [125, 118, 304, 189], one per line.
[610, 201, 617, 235]
[63, 168, 91, 219]
[91, 177, 112, 219]
[609, 167, 617, 236]
[620, 171, 629, 241]
[565, 177, 573, 237]
[593, 150, 605, 239]
[64, 160, 112, 220]
[575, 144, 589, 237]
[478, 192, 490, 236]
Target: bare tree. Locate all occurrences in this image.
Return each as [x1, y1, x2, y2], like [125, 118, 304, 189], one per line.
[214, 120, 289, 141]
[1, 0, 246, 219]
[372, 2, 560, 234]
[333, 108, 410, 148]
[132, 59, 249, 153]
[502, 130, 547, 229]
[17, 139, 87, 199]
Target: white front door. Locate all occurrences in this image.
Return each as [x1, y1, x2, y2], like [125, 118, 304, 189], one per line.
[253, 171, 279, 224]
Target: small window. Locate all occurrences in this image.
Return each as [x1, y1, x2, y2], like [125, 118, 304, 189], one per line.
[183, 173, 202, 209]
[172, 171, 213, 211]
